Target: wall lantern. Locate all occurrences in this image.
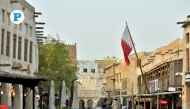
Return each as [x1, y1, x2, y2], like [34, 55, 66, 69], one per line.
[0, 86, 3, 94]
[11, 86, 15, 97]
[23, 90, 29, 97]
[179, 92, 184, 98]
[36, 94, 40, 100]
[11, 92, 15, 97]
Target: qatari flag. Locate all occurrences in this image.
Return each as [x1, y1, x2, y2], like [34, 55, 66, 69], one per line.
[121, 25, 133, 66]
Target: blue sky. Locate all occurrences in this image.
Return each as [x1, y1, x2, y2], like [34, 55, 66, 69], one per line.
[27, 0, 190, 60]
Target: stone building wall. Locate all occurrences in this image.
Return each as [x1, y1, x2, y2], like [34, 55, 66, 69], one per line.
[65, 43, 77, 65]
[0, 0, 39, 108]
[181, 17, 190, 109]
[77, 60, 105, 107]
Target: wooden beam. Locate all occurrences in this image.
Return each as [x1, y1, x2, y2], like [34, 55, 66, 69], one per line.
[37, 36, 47, 38]
[22, 69, 27, 71]
[36, 34, 43, 36]
[12, 66, 20, 70]
[36, 31, 43, 33]
[36, 22, 45, 25]
[148, 59, 154, 60]
[10, 1, 18, 3]
[34, 12, 42, 15]
[168, 49, 173, 51]
[155, 53, 160, 55]
[177, 22, 186, 24]
[37, 39, 43, 41]
[0, 64, 11, 66]
[36, 27, 44, 29]
[34, 15, 38, 17]
[177, 21, 190, 24]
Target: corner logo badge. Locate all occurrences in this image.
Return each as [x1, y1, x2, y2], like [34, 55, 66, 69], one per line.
[10, 10, 24, 24]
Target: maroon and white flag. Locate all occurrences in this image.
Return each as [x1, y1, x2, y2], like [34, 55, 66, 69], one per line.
[121, 26, 133, 66]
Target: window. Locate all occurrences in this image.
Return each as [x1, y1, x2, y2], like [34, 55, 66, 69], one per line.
[30, 26, 32, 36]
[13, 34, 16, 58]
[29, 41, 32, 63]
[186, 48, 189, 71]
[1, 29, 4, 54]
[91, 69, 95, 73]
[18, 37, 22, 60]
[19, 24, 22, 31]
[7, 12, 10, 26]
[122, 78, 127, 90]
[25, 23, 28, 34]
[83, 68, 87, 72]
[186, 33, 189, 44]
[24, 39, 28, 61]
[2, 9, 5, 23]
[6, 31, 10, 56]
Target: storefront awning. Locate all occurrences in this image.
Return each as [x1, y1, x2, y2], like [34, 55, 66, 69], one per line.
[0, 72, 48, 88]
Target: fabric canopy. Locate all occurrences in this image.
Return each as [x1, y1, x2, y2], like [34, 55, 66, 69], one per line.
[0, 105, 8, 109]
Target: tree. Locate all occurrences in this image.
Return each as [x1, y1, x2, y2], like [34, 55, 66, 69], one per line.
[39, 35, 77, 93]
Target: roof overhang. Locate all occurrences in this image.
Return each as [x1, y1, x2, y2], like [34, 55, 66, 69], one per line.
[0, 73, 48, 88]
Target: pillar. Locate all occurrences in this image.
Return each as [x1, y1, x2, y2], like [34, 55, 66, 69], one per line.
[182, 85, 190, 109]
[144, 98, 146, 109]
[85, 100, 88, 108]
[1, 83, 11, 107]
[138, 97, 140, 109]
[157, 95, 159, 109]
[25, 88, 33, 109]
[150, 98, 152, 109]
[34, 86, 39, 109]
[13, 84, 23, 109]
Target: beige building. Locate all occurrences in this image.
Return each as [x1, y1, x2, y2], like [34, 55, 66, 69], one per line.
[0, 0, 47, 109]
[178, 16, 190, 109]
[105, 38, 184, 109]
[104, 52, 151, 107]
[77, 57, 117, 109]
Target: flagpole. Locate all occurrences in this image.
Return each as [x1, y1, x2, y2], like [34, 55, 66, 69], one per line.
[125, 21, 150, 94]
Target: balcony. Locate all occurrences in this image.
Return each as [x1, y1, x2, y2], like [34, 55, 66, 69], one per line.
[138, 60, 183, 94]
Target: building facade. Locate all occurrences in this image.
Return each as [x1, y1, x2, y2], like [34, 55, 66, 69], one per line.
[66, 43, 77, 65]
[105, 38, 184, 109]
[179, 16, 190, 109]
[0, 0, 46, 109]
[104, 52, 152, 108]
[77, 60, 107, 109]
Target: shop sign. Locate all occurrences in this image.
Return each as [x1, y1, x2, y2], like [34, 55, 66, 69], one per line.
[160, 100, 168, 105]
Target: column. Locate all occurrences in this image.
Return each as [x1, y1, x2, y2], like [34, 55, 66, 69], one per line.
[138, 97, 140, 109]
[25, 88, 33, 109]
[144, 98, 146, 109]
[85, 100, 88, 108]
[34, 87, 39, 109]
[1, 83, 11, 107]
[13, 84, 23, 109]
[157, 95, 159, 109]
[150, 98, 152, 109]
